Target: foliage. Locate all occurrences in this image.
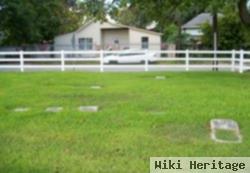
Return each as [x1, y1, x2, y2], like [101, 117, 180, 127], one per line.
[114, 0, 205, 46]
[201, 12, 250, 50]
[113, 0, 245, 48]
[0, 0, 249, 48]
[109, 4, 152, 28]
[201, 23, 213, 49]
[204, 0, 237, 13]
[78, 0, 107, 21]
[0, 0, 82, 45]
[161, 24, 179, 43]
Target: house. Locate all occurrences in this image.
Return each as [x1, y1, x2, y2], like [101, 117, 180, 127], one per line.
[54, 20, 162, 51]
[182, 13, 223, 38]
[182, 13, 213, 38]
[182, 13, 223, 48]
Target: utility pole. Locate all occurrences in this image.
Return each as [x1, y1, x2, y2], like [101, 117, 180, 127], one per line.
[212, 12, 218, 71]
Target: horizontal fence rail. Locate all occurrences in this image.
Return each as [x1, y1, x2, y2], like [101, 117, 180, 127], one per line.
[0, 50, 249, 73]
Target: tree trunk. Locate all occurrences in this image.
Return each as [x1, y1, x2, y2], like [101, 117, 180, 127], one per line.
[176, 22, 182, 50]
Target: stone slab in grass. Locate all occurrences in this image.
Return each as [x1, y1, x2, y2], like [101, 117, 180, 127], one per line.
[155, 76, 166, 80]
[14, 107, 29, 112]
[210, 119, 242, 143]
[78, 106, 99, 112]
[45, 107, 63, 113]
[90, 85, 102, 90]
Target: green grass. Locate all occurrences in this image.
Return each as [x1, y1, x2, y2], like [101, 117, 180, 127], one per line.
[215, 130, 240, 142]
[0, 72, 250, 173]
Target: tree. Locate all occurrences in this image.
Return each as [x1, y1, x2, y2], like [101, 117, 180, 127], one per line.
[78, 0, 107, 21]
[203, 0, 236, 51]
[201, 1, 250, 50]
[239, 0, 250, 25]
[110, 4, 152, 28]
[201, 12, 249, 50]
[114, 0, 205, 48]
[0, 0, 82, 45]
[78, 0, 118, 21]
[114, 0, 245, 49]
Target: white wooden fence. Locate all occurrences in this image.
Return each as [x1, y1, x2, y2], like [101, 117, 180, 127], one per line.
[0, 50, 249, 73]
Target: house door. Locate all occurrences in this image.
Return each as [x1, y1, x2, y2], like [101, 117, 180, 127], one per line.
[114, 39, 120, 49]
[141, 37, 149, 49]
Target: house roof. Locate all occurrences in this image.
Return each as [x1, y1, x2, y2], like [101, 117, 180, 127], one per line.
[182, 13, 223, 29]
[76, 20, 162, 36]
[76, 20, 95, 33]
[108, 22, 162, 36]
[54, 31, 74, 39]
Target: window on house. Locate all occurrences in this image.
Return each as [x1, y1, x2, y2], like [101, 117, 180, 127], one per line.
[114, 39, 119, 44]
[141, 37, 149, 49]
[79, 38, 93, 50]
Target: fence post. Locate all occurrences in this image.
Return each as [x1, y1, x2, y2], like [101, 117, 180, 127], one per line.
[20, 50, 24, 72]
[231, 49, 235, 72]
[145, 50, 149, 72]
[213, 49, 218, 71]
[100, 50, 104, 72]
[185, 49, 189, 71]
[61, 50, 65, 72]
[239, 49, 244, 74]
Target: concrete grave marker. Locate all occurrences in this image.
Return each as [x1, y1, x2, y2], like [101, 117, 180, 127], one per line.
[210, 119, 242, 143]
[45, 107, 63, 113]
[14, 107, 29, 112]
[90, 85, 102, 90]
[79, 106, 99, 112]
[155, 76, 166, 80]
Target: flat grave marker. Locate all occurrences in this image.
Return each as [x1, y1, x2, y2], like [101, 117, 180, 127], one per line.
[90, 85, 102, 90]
[210, 119, 242, 143]
[79, 106, 99, 112]
[45, 107, 63, 113]
[155, 76, 166, 80]
[14, 107, 30, 112]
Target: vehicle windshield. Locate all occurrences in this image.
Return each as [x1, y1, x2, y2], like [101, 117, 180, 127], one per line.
[119, 53, 144, 57]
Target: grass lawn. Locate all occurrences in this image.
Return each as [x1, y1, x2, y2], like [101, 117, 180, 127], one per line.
[0, 72, 250, 173]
